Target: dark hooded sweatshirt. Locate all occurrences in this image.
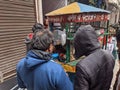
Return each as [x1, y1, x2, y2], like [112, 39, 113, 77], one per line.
[74, 25, 115, 90]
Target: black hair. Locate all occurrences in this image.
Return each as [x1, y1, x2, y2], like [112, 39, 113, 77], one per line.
[31, 30, 54, 51]
[44, 16, 48, 19]
[32, 23, 44, 33]
[116, 29, 120, 41]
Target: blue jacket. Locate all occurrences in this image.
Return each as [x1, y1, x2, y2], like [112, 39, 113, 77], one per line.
[16, 50, 73, 90]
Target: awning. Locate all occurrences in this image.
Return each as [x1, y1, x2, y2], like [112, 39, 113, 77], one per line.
[46, 2, 110, 23]
[46, 2, 110, 16]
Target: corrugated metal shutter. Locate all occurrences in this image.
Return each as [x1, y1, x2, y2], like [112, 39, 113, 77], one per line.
[0, 0, 36, 81]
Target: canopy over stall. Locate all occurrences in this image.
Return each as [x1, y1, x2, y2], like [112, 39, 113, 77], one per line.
[46, 2, 110, 23]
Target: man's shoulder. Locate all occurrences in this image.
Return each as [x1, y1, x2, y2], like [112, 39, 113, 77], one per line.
[16, 58, 25, 69]
[48, 61, 63, 69]
[42, 61, 64, 74]
[76, 50, 112, 70]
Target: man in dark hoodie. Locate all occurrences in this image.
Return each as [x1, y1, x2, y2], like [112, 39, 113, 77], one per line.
[74, 25, 115, 90]
[16, 30, 73, 90]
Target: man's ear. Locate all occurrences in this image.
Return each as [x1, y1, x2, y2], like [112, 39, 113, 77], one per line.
[48, 44, 54, 53]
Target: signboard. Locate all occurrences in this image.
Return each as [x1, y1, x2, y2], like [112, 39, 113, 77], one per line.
[48, 13, 109, 23]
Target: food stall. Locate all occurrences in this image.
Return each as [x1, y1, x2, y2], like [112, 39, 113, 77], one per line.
[46, 2, 110, 82]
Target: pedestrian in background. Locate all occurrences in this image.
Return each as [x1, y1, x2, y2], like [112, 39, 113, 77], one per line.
[43, 16, 49, 29]
[113, 29, 120, 90]
[74, 25, 115, 90]
[16, 30, 73, 90]
[25, 23, 44, 52]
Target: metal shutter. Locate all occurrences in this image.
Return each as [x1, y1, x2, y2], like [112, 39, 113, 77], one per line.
[0, 0, 36, 82]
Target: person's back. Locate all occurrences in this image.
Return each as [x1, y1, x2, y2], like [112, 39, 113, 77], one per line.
[75, 49, 114, 90]
[74, 25, 115, 90]
[17, 30, 73, 90]
[17, 52, 72, 90]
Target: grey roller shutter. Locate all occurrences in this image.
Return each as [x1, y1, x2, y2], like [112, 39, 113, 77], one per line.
[0, 0, 36, 81]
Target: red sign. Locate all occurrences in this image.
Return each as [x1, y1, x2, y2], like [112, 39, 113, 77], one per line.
[48, 13, 109, 23]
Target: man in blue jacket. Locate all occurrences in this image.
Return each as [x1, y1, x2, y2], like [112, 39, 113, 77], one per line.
[16, 30, 73, 90]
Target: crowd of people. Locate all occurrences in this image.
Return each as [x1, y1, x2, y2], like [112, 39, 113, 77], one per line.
[16, 22, 120, 90]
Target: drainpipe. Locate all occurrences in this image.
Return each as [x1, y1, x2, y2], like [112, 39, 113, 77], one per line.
[35, 0, 43, 24]
[65, 0, 68, 5]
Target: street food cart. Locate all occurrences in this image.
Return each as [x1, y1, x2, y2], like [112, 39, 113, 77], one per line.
[46, 2, 110, 82]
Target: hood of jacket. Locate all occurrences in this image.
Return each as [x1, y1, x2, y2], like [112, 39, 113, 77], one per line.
[24, 50, 52, 69]
[74, 25, 101, 59]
